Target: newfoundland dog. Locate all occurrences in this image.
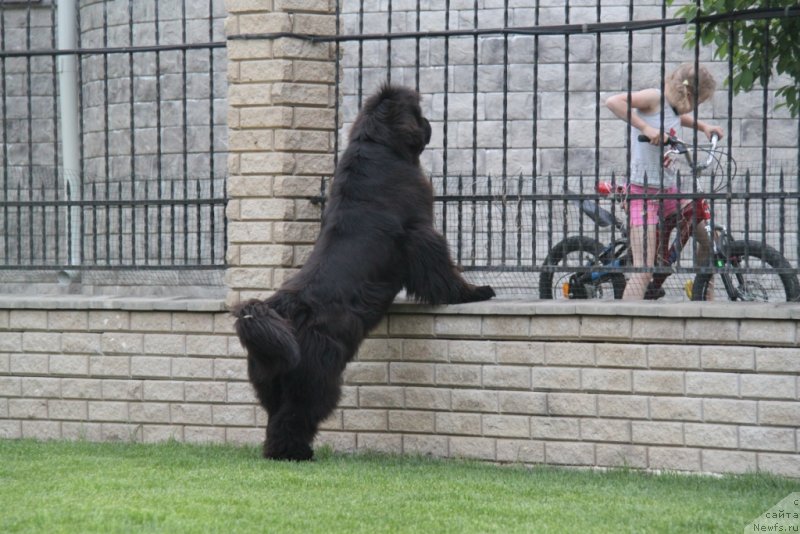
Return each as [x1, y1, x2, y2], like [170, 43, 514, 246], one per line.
[233, 84, 495, 461]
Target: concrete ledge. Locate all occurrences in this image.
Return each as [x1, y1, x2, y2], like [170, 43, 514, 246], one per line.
[390, 299, 800, 320]
[381, 299, 799, 348]
[0, 295, 227, 312]
[0, 294, 796, 319]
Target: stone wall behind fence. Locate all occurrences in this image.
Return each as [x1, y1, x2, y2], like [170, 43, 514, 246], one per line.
[339, 0, 799, 177]
[0, 300, 798, 478]
[0, 0, 228, 181]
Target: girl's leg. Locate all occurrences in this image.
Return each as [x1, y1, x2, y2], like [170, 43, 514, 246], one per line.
[624, 223, 657, 300]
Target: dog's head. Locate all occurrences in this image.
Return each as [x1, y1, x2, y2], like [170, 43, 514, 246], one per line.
[349, 84, 431, 158]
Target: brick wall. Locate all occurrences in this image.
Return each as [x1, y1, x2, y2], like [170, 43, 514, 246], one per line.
[339, 0, 798, 177]
[224, 0, 337, 303]
[337, 0, 800, 274]
[1, 300, 798, 477]
[0, 0, 227, 181]
[0, 304, 264, 445]
[316, 302, 800, 477]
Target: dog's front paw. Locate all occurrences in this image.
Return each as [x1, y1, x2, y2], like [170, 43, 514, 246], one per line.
[476, 285, 496, 301]
[461, 284, 495, 303]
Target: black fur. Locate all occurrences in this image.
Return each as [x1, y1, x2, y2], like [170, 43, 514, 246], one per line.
[232, 84, 495, 461]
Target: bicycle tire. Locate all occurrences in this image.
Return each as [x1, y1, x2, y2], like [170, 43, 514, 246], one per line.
[539, 235, 626, 300]
[691, 240, 800, 302]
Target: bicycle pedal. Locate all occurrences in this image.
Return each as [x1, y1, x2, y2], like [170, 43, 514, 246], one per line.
[562, 282, 570, 299]
[684, 280, 693, 299]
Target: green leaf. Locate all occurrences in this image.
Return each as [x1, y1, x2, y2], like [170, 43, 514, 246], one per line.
[673, 0, 800, 117]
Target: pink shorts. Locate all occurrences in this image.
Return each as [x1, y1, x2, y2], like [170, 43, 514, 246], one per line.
[627, 184, 679, 226]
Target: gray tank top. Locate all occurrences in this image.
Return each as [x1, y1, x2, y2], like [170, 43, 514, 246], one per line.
[629, 93, 681, 187]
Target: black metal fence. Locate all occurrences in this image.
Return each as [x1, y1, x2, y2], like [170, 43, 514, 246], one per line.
[3, 1, 799, 301]
[2, 167, 224, 269]
[0, 0, 227, 283]
[332, 1, 800, 300]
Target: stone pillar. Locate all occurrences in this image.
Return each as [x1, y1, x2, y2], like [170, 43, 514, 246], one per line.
[224, 0, 337, 306]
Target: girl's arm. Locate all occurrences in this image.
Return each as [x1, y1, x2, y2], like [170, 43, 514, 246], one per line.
[680, 114, 724, 140]
[606, 89, 666, 145]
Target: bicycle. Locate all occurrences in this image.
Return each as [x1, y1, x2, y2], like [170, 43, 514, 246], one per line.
[538, 134, 800, 302]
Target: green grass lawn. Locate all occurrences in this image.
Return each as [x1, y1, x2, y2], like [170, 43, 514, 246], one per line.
[0, 439, 797, 533]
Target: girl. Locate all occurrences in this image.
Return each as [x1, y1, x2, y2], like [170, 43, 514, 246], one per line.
[605, 63, 724, 300]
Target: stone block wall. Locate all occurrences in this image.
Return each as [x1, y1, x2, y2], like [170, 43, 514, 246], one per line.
[316, 302, 800, 477]
[0, 0, 228, 287]
[0, 303, 263, 445]
[224, 0, 338, 302]
[0, 0, 228, 181]
[1, 299, 798, 478]
[78, 0, 228, 182]
[337, 0, 800, 275]
[339, 0, 798, 178]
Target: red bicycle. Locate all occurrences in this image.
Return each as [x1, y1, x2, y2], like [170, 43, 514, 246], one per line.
[539, 134, 800, 302]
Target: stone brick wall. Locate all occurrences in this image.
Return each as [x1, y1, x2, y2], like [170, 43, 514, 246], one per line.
[317, 302, 800, 477]
[0, 0, 227, 180]
[78, 0, 228, 182]
[339, 0, 798, 177]
[224, 0, 338, 303]
[0, 0, 228, 289]
[1, 299, 798, 477]
[0, 303, 263, 444]
[338, 0, 800, 271]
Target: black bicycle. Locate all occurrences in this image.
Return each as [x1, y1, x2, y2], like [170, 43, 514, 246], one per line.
[539, 135, 800, 302]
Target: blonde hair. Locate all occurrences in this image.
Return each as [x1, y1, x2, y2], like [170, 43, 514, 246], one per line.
[666, 63, 717, 112]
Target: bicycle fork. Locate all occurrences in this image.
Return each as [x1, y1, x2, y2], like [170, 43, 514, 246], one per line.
[687, 221, 732, 299]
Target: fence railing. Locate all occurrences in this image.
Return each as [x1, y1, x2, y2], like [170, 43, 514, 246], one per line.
[3, 1, 799, 301]
[1, 166, 225, 270]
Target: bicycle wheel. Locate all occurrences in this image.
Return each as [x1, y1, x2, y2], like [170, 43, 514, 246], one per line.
[539, 235, 626, 300]
[692, 240, 800, 302]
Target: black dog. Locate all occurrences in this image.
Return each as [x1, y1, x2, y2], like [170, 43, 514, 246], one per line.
[232, 84, 495, 461]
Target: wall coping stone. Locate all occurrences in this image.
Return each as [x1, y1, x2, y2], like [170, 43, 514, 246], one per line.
[390, 299, 800, 320]
[0, 295, 227, 312]
[0, 295, 796, 319]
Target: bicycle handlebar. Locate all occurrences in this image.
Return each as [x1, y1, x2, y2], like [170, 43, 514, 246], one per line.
[636, 133, 685, 146]
[636, 133, 719, 147]
[636, 133, 720, 171]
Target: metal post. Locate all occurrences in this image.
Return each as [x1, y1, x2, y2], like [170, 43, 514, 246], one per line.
[57, 0, 81, 270]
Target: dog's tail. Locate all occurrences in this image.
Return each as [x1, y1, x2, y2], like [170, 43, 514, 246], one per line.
[232, 299, 301, 373]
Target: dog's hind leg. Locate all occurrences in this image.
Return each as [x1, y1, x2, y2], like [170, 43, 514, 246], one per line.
[403, 226, 495, 305]
[263, 344, 344, 461]
[264, 381, 342, 461]
[264, 401, 317, 461]
[246, 360, 295, 459]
